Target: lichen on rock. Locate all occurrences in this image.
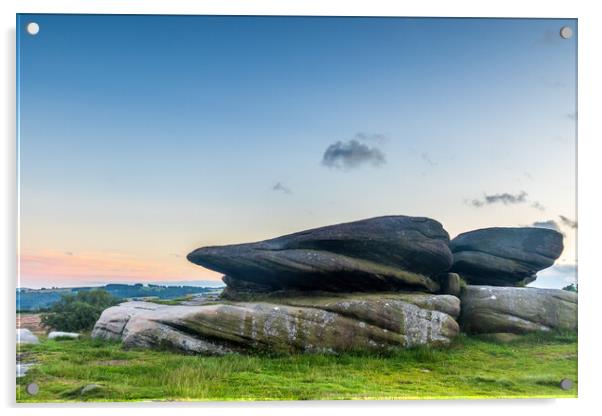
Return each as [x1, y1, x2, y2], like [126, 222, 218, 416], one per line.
[92, 292, 461, 354]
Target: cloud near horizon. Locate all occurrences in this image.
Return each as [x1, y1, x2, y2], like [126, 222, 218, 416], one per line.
[531, 219, 561, 232]
[531, 201, 546, 211]
[559, 215, 578, 229]
[468, 191, 528, 208]
[322, 139, 386, 170]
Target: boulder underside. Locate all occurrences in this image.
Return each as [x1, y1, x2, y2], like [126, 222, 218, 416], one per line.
[92, 293, 461, 354]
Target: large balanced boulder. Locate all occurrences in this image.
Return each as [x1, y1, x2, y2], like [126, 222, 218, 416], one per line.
[92, 293, 460, 354]
[450, 227, 563, 286]
[187, 216, 453, 293]
[460, 285, 577, 334]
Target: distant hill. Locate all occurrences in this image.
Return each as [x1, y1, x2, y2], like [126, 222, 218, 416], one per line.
[16, 283, 223, 312]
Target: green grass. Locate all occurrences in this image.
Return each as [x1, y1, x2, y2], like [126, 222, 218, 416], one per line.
[16, 332, 577, 402]
[145, 294, 195, 305]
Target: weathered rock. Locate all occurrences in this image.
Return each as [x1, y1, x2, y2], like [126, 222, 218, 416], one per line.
[92, 293, 460, 354]
[220, 275, 275, 299]
[17, 328, 39, 344]
[188, 216, 453, 293]
[460, 285, 577, 334]
[450, 227, 563, 286]
[438, 273, 463, 297]
[48, 331, 80, 340]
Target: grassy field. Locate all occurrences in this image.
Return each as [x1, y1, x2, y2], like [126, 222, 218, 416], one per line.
[16, 331, 577, 402]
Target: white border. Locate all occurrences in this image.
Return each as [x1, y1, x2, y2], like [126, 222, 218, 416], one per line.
[2, 1, 601, 415]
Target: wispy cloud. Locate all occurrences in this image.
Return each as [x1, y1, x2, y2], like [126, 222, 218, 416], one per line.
[467, 191, 528, 208]
[272, 182, 292, 194]
[322, 139, 386, 170]
[531, 201, 546, 211]
[559, 215, 578, 229]
[532, 220, 561, 232]
[421, 152, 436, 167]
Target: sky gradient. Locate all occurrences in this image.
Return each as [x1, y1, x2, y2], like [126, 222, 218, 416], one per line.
[17, 15, 577, 289]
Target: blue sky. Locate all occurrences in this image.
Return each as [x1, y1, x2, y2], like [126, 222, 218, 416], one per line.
[17, 15, 577, 288]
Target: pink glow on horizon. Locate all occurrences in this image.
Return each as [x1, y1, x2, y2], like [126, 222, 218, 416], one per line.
[19, 249, 222, 288]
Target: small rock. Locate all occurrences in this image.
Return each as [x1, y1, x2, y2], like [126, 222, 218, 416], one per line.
[48, 331, 80, 340]
[17, 328, 39, 344]
[438, 273, 463, 296]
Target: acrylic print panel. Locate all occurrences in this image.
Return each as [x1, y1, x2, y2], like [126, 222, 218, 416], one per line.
[16, 14, 577, 402]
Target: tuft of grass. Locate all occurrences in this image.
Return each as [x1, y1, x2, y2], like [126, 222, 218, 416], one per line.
[147, 295, 195, 305]
[16, 332, 577, 402]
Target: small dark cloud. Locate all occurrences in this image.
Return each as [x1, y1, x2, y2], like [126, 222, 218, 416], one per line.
[559, 215, 578, 229]
[421, 152, 436, 167]
[466, 198, 485, 208]
[64, 251, 74, 256]
[468, 191, 528, 208]
[531, 201, 546, 211]
[532, 220, 561, 232]
[485, 191, 528, 205]
[272, 182, 292, 194]
[322, 139, 386, 170]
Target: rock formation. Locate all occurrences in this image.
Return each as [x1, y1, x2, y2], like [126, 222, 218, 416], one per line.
[450, 227, 563, 286]
[92, 293, 460, 354]
[460, 285, 577, 334]
[437, 273, 464, 297]
[92, 216, 577, 354]
[188, 215, 453, 294]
